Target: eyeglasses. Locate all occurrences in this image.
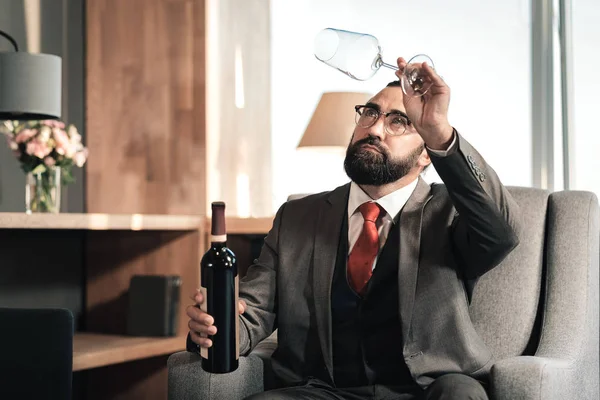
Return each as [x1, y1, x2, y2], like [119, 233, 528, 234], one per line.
[354, 105, 411, 136]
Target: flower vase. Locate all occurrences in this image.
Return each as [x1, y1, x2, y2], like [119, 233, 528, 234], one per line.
[25, 166, 62, 213]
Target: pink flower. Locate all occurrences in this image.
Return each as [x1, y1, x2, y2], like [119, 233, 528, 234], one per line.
[44, 157, 56, 167]
[15, 129, 37, 143]
[73, 148, 88, 167]
[3, 120, 15, 131]
[53, 128, 76, 157]
[26, 139, 52, 159]
[39, 126, 51, 142]
[42, 120, 65, 129]
[68, 125, 81, 143]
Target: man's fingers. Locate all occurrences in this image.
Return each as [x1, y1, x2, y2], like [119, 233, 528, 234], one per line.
[395, 57, 407, 80]
[190, 288, 245, 317]
[185, 304, 214, 325]
[422, 62, 446, 88]
[189, 319, 217, 335]
[185, 304, 201, 320]
[396, 57, 407, 71]
[190, 331, 213, 348]
[190, 288, 204, 304]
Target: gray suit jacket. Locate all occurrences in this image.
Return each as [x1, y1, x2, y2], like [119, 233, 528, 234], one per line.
[237, 133, 522, 389]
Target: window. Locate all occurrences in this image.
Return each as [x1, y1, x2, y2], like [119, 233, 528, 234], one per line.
[571, 0, 600, 195]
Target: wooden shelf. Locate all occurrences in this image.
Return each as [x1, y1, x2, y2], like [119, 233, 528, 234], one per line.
[205, 217, 274, 235]
[0, 213, 203, 231]
[73, 333, 187, 371]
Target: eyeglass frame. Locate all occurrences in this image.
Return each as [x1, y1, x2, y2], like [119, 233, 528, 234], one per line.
[354, 104, 412, 136]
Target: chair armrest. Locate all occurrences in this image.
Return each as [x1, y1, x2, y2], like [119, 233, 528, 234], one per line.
[490, 356, 581, 400]
[167, 332, 278, 400]
[167, 352, 267, 400]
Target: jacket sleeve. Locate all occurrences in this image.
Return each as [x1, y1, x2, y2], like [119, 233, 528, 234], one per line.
[428, 130, 522, 280]
[236, 202, 285, 355]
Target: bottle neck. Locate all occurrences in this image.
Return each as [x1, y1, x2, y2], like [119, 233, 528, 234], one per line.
[210, 234, 227, 246]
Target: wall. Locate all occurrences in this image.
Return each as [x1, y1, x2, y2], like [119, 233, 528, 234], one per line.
[270, 0, 532, 211]
[86, 0, 207, 215]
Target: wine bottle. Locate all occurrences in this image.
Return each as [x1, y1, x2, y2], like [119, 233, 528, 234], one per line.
[200, 201, 239, 373]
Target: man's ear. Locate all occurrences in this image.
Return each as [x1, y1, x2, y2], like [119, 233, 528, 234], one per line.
[418, 147, 431, 169]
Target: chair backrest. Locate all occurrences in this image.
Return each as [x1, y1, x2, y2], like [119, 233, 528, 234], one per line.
[0, 307, 73, 400]
[470, 187, 600, 361]
[469, 186, 549, 360]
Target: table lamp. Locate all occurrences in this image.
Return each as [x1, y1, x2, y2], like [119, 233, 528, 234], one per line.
[293, 91, 372, 195]
[0, 29, 62, 120]
[297, 91, 372, 149]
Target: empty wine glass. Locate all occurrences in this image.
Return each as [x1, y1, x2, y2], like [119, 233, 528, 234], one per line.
[314, 28, 435, 97]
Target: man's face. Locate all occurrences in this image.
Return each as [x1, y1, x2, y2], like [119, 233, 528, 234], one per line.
[344, 86, 427, 186]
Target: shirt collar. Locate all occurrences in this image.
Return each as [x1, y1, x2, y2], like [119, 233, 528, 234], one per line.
[348, 178, 419, 221]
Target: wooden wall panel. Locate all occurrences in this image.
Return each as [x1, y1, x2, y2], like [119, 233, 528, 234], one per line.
[86, 0, 206, 215]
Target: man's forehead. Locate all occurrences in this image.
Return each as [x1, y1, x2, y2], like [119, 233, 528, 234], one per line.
[367, 87, 406, 112]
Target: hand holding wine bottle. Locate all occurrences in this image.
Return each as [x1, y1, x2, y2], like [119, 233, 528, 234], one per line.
[187, 202, 243, 373]
[186, 289, 247, 349]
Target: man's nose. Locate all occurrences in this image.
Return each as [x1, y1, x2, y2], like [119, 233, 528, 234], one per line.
[367, 116, 386, 141]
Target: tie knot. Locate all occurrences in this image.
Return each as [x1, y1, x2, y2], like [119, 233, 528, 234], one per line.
[358, 202, 381, 223]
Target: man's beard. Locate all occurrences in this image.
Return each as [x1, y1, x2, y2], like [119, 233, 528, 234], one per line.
[343, 135, 424, 185]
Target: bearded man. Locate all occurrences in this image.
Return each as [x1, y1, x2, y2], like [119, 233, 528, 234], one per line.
[186, 57, 522, 400]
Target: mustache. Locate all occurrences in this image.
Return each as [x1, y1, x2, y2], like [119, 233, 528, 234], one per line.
[349, 136, 387, 154]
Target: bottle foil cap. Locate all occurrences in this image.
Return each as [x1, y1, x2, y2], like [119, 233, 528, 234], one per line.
[211, 202, 226, 236]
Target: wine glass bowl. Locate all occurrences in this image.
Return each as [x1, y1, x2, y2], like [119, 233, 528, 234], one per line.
[314, 28, 435, 97]
[400, 54, 435, 97]
[314, 28, 382, 81]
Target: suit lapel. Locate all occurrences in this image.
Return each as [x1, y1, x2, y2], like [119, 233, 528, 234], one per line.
[312, 183, 350, 380]
[398, 177, 432, 342]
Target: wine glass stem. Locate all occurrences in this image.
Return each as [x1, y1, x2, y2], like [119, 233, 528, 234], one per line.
[380, 60, 399, 71]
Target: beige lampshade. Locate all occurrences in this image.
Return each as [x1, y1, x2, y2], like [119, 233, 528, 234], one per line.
[297, 91, 372, 148]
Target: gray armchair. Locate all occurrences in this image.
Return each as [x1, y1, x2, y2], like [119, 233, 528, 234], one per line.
[168, 187, 600, 400]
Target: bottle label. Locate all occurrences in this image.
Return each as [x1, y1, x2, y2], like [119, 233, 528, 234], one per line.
[199, 285, 208, 360]
[235, 275, 240, 359]
[210, 234, 227, 243]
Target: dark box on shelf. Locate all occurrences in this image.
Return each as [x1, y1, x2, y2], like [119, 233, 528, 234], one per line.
[126, 274, 182, 337]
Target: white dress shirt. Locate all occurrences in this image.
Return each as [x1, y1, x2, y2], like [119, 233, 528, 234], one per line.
[347, 179, 418, 270]
[346, 134, 457, 270]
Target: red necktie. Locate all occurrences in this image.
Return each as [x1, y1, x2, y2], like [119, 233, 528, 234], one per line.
[347, 202, 381, 295]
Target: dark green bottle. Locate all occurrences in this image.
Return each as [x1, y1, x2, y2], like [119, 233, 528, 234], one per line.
[200, 202, 239, 373]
